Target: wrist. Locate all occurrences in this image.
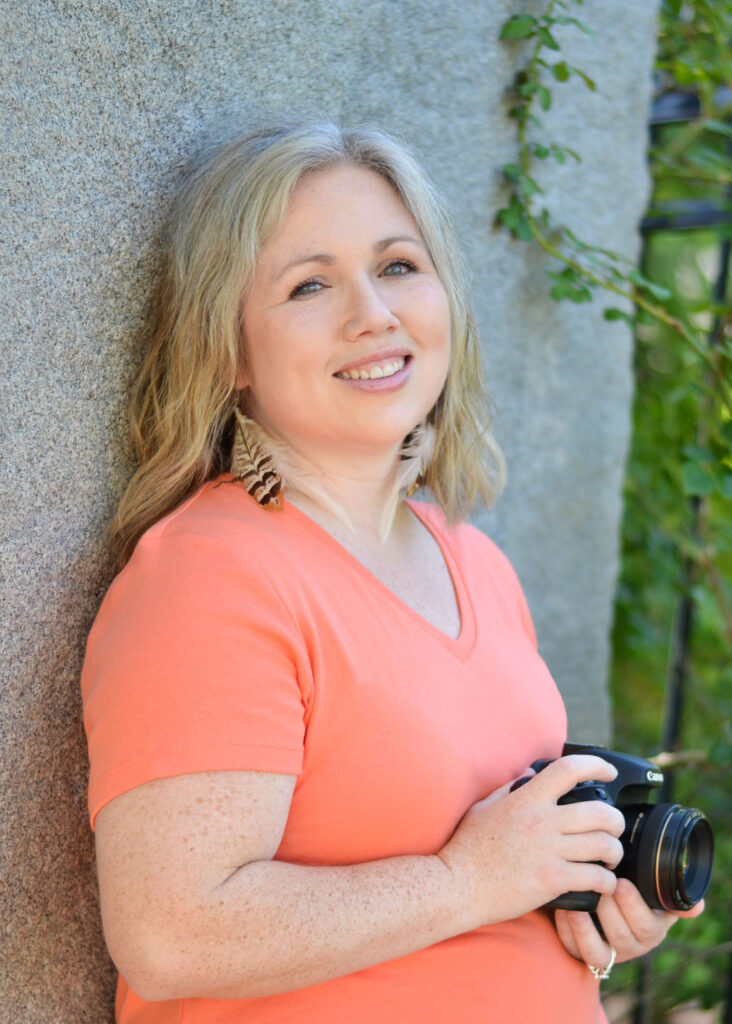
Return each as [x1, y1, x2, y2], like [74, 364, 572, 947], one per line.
[432, 849, 479, 934]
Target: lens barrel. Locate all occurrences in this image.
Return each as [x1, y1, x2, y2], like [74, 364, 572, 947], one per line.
[619, 803, 714, 911]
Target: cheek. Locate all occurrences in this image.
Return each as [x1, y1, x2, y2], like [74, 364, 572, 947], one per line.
[407, 280, 450, 337]
[419, 291, 452, 367]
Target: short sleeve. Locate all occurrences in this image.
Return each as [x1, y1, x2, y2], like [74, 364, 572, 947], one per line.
[81, 531, 309, 828]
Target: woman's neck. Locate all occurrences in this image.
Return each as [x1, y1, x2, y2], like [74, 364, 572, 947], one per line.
[286, 454, 403, 542]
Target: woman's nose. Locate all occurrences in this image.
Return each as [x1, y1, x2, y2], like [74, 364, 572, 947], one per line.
[342, 277, 399, 341]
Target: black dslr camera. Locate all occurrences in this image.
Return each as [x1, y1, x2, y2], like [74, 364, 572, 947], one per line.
[515, 742, 714, 913]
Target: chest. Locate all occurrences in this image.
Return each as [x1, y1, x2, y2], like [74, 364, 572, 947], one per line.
[330, 516, 462, 640]
[278, 565, 566, 864]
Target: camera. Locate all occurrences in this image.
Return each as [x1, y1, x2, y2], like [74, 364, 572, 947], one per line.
[515, 742, 714, 913]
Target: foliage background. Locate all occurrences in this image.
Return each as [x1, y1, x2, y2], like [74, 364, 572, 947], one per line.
[500, 0, 731, 1017]
[607, 0, 732, 1018]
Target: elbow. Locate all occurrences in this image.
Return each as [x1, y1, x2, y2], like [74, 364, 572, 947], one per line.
[102, 914, 268, 1002]
[102, 916, 192, 1002]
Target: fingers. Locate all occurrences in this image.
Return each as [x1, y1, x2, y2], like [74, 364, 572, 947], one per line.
[678, 898, 705, 919]
[558, 800, 625, 839]
[555, 908, 614, 972]
[594, 879, 678, 961]
[561, 830, 624, 870]
[521, 755, 618, 804]
[557, 880, 705, 973]
[562, 860, 618, 899]
[474, 767, 536, 809]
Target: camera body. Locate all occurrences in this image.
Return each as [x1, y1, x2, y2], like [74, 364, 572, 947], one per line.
[524, 742, 713, 913]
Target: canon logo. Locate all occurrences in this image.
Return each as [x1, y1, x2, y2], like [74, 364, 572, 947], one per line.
[646, 770, 664, 783]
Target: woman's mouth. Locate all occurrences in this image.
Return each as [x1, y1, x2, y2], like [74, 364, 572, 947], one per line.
[334, 356, 407, 381]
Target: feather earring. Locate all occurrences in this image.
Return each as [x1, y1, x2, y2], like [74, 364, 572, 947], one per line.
[378, 421, 436, 539]
[230, 409, 285, 510]
[229, 410, 354, 527]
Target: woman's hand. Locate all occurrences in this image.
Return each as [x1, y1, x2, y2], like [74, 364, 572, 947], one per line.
[436, 754, 627, 931]
[554, 879, 705, 970]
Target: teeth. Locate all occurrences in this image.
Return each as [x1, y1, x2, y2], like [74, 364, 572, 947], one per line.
[336, 357, 406, 381]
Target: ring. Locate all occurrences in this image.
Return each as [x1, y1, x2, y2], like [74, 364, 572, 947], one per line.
[588, 945, 617, 981]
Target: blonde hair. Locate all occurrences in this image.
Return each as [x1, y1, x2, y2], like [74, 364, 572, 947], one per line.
[110, 119, 505, 566]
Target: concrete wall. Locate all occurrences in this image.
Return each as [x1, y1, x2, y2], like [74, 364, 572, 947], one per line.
[1, 1, 659, 1018]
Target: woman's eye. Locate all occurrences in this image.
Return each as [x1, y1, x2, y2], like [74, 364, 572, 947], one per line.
[289, 277, 323, 299]
[382, 259, 418, 277]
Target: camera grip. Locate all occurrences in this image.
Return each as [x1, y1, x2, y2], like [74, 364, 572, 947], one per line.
[546, 783, 612, 912]
[546, 889, 600, 912]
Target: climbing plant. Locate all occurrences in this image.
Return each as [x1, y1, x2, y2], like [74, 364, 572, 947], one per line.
[499, 0, 732, 1017]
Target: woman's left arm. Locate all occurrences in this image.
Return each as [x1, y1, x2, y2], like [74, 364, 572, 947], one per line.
[554, 878, 704, 969]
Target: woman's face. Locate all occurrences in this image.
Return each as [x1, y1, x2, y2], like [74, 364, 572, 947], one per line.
[238, 163, 451, 468]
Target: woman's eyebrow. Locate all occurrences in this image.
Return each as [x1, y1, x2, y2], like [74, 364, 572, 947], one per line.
[274, 253, 335, 282]
[374, 234, 424, 252]
[273, 235, 425, 283]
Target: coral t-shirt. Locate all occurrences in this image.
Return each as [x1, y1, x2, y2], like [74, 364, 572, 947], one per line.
[82, 477, 607, 1023]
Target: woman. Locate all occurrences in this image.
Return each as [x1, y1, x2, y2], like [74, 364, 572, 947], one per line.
[82, 121, 698, 1024]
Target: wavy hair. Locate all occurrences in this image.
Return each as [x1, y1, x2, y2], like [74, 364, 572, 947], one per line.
[110, 119, 505, 565]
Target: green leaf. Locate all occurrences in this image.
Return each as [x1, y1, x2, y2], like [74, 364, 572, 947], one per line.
[537, 26, 560, 50]
[628, 268, 672, 301]
[518, 81, 538, 98]
[551, 61, 571, 82]
[681, 462, 716, 496]
[564, 146, 581, 163]
[554, 16, 591, 34]
[721, 420, 732, 447]
[604, 307, 634, 326]
[636, 309, 656, 325]
[500, 15, 537, 39]
[532, 143, 551, 159]
[518, 174, 542, 198]
[548, 266, 581, 283]
[503, 163, 523, 183]
[575, 68, 596, 91]
[704, 119, 732, 138]
[550, 282, 594, 303]
[547, 268, 594, 303]
[550, 144, 566, 164]
[709, 740, 732, 766]
[663, 0, 683, 14]
[495, 196, 534, 241]
[537, 85, 552, 111]
[502, 163, 541, 198]
[683, 444, 715, 465]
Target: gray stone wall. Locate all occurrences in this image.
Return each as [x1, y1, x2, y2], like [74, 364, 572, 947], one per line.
[1, 1, 659, 1019]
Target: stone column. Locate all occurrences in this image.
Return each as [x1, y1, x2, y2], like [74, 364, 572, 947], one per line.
[1, 1, 659, 1018]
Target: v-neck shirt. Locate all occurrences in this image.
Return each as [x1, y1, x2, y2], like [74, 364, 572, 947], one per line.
[82, 477, 607, 1024]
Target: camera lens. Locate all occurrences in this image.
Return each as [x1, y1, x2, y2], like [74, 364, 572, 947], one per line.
[619, 803, 714, 911]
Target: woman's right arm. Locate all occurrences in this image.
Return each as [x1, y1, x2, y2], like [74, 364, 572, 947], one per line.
[95, 754, 624, 1001]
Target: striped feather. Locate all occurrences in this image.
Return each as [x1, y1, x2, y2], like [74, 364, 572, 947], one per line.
[231, 410, 284, 509]
[379, 421, 435, 539]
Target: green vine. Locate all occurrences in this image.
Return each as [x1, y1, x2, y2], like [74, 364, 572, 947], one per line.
[497, 0, 732, 650]
[498, 0, 732, 1014]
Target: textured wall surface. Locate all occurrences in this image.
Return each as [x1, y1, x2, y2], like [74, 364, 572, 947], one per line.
[1, 1, 659, 1019]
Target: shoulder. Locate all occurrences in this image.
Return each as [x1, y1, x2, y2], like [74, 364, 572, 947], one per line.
[97, 477, 315, 635]
[143, 474, 293, 549]
[126, 475, 316, 576]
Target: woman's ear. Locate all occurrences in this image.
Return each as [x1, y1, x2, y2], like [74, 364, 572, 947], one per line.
[235, 366, 250, 391]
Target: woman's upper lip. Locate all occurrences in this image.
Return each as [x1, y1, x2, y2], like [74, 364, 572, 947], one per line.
[333, 347, 411, 375]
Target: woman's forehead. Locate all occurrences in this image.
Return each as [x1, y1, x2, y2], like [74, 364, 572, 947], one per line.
[258, 164, 422, 264]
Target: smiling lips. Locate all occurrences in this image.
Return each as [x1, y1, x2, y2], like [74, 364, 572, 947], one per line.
[335, 356, 407, 381]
